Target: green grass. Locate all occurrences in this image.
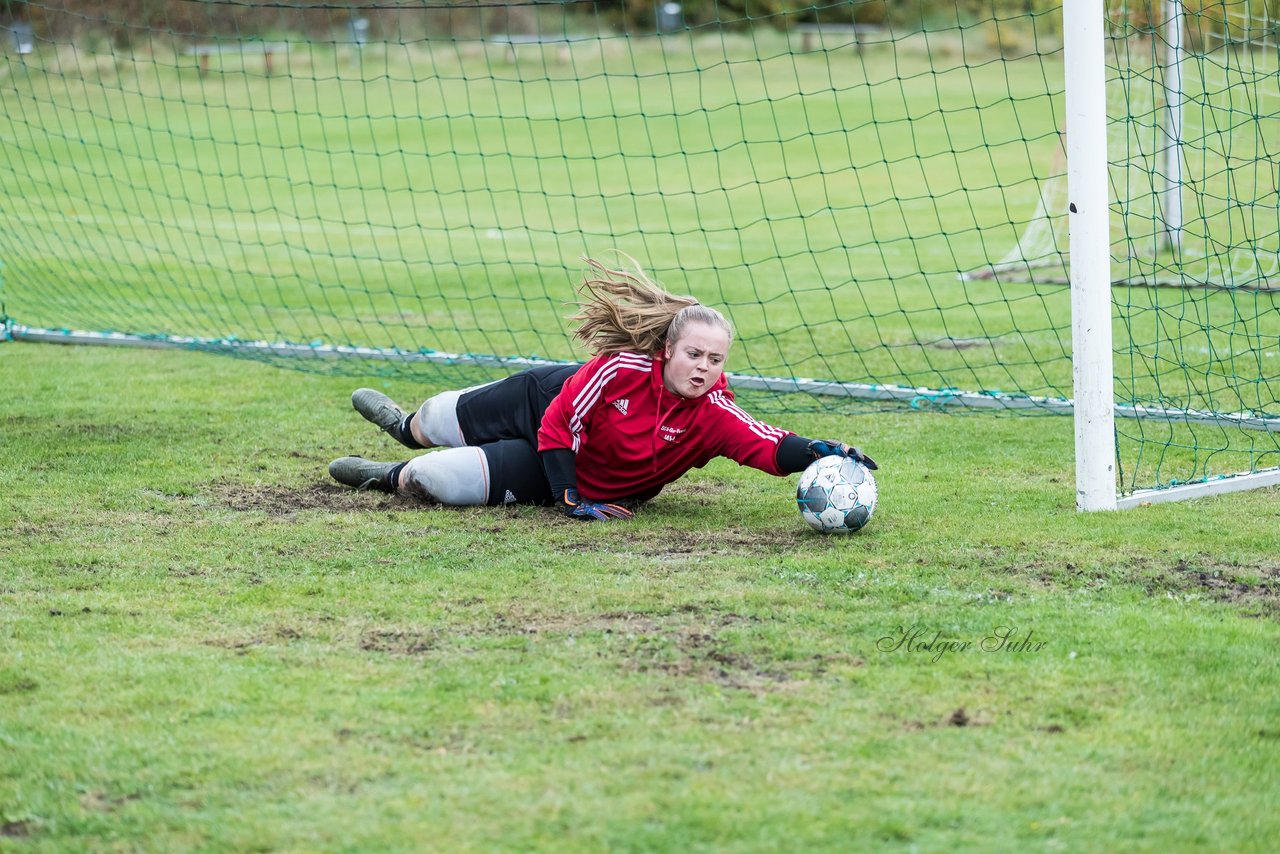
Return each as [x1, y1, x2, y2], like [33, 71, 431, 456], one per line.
[2, 340, 1279, 850]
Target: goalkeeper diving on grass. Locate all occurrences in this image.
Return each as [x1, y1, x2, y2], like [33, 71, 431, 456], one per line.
[329, 257, 877, 520]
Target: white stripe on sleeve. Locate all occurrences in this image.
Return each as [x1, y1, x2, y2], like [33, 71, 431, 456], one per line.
[708, 391, 786, 443]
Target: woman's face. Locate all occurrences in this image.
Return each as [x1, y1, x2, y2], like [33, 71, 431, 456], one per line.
[663, 321, 730, 398]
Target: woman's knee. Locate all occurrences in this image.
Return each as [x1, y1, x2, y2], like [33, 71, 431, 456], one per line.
[414, 389, 467, 447]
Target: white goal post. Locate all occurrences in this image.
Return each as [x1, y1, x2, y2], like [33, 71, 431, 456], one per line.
[1067, 0, 1280, 510]
[1066, 0, 1119, 512]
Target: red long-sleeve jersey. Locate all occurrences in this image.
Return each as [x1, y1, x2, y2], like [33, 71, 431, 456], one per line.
[536, 351, 792, 501]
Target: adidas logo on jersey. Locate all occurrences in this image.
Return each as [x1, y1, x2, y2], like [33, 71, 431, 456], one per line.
[503, 489, 517, 504]
[612, 398, 630, 415]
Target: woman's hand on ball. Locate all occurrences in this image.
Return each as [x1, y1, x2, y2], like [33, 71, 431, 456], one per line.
[806, 439, 878, 470]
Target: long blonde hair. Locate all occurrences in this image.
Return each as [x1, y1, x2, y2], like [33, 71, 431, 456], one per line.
[570, 255, 733, 357]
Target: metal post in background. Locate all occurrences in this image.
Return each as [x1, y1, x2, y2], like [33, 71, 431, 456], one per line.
[1161, 0, 1185, 253]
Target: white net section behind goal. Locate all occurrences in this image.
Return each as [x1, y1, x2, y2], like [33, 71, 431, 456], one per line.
[977, 11, 1279, 292]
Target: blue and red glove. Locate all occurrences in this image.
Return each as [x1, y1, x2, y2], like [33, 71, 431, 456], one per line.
[559, 488, 635, 521]
[806, 439, 878, 470]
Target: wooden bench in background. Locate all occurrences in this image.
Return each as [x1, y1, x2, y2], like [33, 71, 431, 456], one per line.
[792, 23, 886, 52]
[486, 33, 592, 64]
[185, 42, 290, 77]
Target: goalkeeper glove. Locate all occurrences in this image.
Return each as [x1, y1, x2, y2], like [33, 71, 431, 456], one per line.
[806, 439, 878, 470]
[558, 488, 635, 521]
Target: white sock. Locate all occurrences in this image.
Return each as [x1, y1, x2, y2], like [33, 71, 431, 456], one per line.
[401, 447, 489, 505]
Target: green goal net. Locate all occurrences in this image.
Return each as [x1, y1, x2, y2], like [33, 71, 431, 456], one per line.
[1, 0, 1277, 499]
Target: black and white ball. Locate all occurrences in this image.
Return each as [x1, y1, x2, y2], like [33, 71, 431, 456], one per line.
[796, 455, 878, 534]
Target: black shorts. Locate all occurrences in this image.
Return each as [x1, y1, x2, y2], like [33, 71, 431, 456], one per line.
[456, 364, 579, 506]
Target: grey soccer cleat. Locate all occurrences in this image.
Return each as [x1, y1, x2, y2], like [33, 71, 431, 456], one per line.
[351, 388, 415, 447]
[328, 456, 399, 493]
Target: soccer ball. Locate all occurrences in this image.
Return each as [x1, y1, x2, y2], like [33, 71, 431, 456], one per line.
[796, 455, 878, 534]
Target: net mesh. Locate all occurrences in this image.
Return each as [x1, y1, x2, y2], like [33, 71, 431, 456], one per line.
[1, 0, 1277, 494]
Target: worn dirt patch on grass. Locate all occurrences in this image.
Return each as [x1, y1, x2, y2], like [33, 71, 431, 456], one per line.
[203, 624, 312, 654]
[649, 479, 739, 510]
[201, 607, 856, 691]
[79, 792, 141, 813]
[1148, 557, 1280, 616]
[206, 476, 749, 519]
[476, 606, 756, 638]
[623, 526, 808, 557]
[209, 480, 432, 515]
[202, 618, 457, 658]
[1136, 558, 1280, 617]
[549, 525, 814, 560]
[900, 706, 993, 731]
[203, 481, 824, 560]
[1, 820, 33, 838]
[359, 628, 437, 655]
[1038, 554, 1280, 618]
[617, 628, 796, 691]
[4, 414, 159, 440]
[477, 606, 862, 692]
[0, 668, 39, 695]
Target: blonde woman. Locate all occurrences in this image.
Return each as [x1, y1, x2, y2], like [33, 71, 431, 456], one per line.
[329, 257, 877, 520]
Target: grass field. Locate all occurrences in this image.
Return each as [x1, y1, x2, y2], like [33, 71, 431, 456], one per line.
[2, 339, 1279, 850]
[2, 30, 1278, 495]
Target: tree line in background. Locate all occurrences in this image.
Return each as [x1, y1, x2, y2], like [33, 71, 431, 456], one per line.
[2, 1, 1274, 47]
